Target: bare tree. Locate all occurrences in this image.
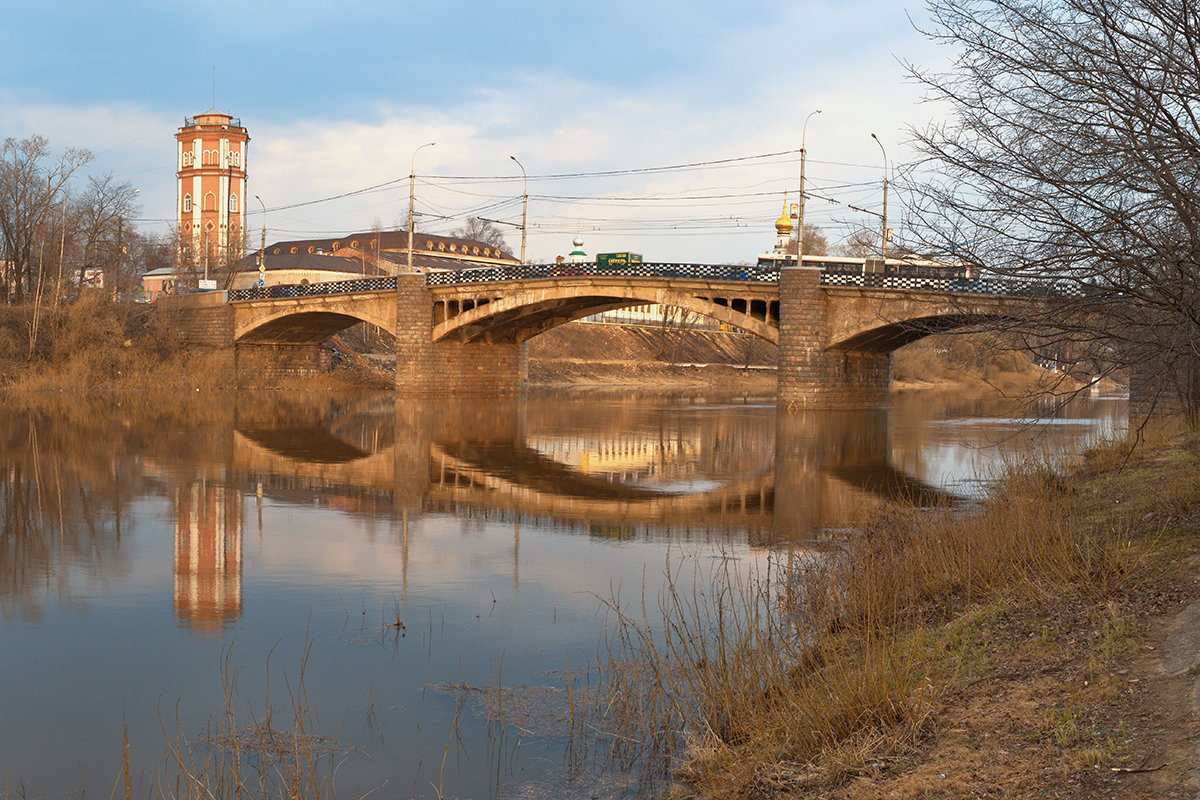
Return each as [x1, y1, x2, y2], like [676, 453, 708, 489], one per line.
[654, 304, 700, 363]
[451, 216, 509, 252]
[75, 173, 141, 292]
[834, 229, 878, 258]
[907, 0, 1200, 418]
[217, 227, 247, 290]
[0, 136, 92, 303]
[785, 224, 830, 257]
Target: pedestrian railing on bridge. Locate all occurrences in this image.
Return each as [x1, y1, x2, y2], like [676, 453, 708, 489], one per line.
[423, 262, 782, 285]
[820, 271, 1086, 297]
[225, 262, 1083, 302]
[229, 276, 399, 302]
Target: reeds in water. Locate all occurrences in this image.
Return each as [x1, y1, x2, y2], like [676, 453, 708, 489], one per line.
[155, 642, 344, 800]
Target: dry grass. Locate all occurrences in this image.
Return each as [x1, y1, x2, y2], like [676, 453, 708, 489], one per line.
[582, 422, 1189, 797]
[0, 298, 377, 392]
[893, 332, 1065, 395]
[154, 643, 346, 800]
[0, 295, 241, 391]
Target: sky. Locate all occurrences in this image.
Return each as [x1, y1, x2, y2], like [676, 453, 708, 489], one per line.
[1, 0, 954, 265]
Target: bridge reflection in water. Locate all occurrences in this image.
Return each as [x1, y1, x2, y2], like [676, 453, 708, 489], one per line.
[222, 394, 954, 548]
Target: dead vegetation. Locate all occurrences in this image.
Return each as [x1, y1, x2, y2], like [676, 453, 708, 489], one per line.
[0, 295, 238, 391]
[579, 421, 1200, 797]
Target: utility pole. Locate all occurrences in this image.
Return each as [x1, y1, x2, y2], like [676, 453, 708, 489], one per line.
[408, 142, 435, 273]
[510, 155, 527, 264]
[796, 109, 821, 268]
[117, 217, 123, 285]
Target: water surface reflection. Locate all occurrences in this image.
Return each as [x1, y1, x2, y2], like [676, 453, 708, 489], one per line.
[0, 389, 1124, 798]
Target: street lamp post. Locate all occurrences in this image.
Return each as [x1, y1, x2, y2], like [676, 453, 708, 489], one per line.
[871, 133, 889, 260]
[510, 155, 527, 264]
[255, 195, 266, 287]
[408, 142, 436, 273]
[796, 109, 821, 268]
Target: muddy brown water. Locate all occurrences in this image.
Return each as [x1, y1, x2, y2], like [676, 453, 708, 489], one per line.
[0, 389, 1125, 799]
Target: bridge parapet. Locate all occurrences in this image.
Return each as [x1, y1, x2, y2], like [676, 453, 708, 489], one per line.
[820, 271, 1084, 297]
[425, 262, 781, 286]
[221, 262, 1076, 303]
[230, 276, 398, 302]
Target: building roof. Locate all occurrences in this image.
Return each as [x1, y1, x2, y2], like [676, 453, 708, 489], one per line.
[264, 228, 515, 262]
[368, 250, 492, 271]
[231, 252, 387, 275]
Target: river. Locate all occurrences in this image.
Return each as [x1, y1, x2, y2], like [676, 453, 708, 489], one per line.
[0, 388, 1125, 799]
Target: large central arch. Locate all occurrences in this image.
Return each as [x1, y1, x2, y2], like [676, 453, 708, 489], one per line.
[429, 280, 781, 344]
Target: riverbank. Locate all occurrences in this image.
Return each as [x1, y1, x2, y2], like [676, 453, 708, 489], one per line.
[592, 421, 1200, 799]
[526, 323, 1073, 396]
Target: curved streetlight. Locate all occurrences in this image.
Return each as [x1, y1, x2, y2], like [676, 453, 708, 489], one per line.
[510, 155, 527, 264]
[870, 133, 889, 260]
[796, 109, 821, 268]
[408, 141, 436, 272]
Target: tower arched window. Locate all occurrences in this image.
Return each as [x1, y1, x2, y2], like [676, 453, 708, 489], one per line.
[183, 194, 192, 212]
[229, 194, 237, 212]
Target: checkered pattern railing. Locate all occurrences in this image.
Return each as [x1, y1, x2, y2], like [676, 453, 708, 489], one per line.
[224, 265, 1077, 302]
[229, 276, 398, 302]
[424, 262, 781, 286]
[819, 273, 1084, 297]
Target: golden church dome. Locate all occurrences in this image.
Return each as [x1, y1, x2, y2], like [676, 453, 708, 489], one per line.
[775, 201, 795, 235]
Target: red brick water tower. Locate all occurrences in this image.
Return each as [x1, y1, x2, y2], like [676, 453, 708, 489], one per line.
[176, 109, 249, 274]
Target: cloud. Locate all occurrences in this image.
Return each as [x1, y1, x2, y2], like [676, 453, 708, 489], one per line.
[0, 0, 956, 263]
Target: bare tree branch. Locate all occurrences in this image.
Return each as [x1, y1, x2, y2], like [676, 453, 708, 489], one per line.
[906, 0, 1200, 419]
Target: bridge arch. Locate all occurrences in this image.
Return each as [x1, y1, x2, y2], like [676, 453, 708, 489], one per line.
[827, 312, 1010, 352]
[234, 308, 394, 344]
[822, 289, 1035, 353]
[431, 283, 780, 345]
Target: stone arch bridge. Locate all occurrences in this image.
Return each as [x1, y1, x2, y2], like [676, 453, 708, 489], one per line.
[158, 261, 1070, 408]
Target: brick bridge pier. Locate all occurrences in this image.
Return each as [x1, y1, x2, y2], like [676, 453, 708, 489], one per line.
[157, 260, 1061, 409]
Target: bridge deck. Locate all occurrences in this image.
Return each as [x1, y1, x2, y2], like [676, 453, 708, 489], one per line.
[226, 262, 1083, 303]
